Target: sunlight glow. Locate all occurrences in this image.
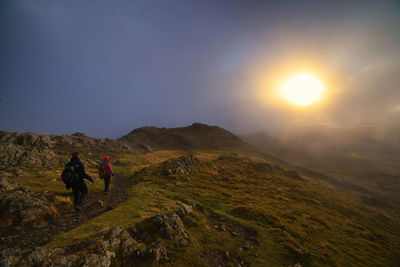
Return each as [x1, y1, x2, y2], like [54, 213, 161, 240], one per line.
[279, 72, 325, 106]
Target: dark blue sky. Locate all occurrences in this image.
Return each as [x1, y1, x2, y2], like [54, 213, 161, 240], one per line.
[1, 0, 399, 137]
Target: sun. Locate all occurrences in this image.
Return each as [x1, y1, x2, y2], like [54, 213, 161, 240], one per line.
[279, 72, 325, 106]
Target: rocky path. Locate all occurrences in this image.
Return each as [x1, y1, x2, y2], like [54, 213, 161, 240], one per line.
[0, 174, 130, 251]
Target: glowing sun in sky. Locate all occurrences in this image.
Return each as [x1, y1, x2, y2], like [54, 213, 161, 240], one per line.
[279, 72, 325, 106]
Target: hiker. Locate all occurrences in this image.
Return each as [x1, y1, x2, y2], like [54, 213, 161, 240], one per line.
[64, 152, 94, 211]
[98, 156, 114, 194]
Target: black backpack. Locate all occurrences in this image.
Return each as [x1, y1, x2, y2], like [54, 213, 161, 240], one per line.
[61, 162, 79, 188]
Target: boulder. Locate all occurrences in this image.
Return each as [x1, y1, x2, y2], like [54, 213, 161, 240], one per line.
[0, 177, 26, 192]
[147, 241, 168, 262]
[150, 213, 189, 245]
[0, 247, 78, 267]
[178, 203, 193, 217]
[165, 154, 201, 175]
[82, 251, 115, 267]
[0, 177, 59, 228]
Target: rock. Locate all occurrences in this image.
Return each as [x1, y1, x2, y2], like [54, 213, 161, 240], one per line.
[110, 226, 122, 237]
[0, 166, 30, 177]
[2, 226, 149, 266]
[165, 154, 200, 175]
[150, 213, 189, 245]
[0, 177, 26, 192]
[285, 170, 304, 181]
[139, 143, 152, 151]
[253, 162, 273, 173]
[122, 238, 146, 258]
[109, 238, 121, 250]
[83, 251, 115, 267]
[148, 241, 168, 262]
[95, 200, 105, 209]
[1, 247, 78, 267]
[0, 177, 59, 228]
[178, 203, 193, 217]
[0, 131, 132, 168]
[71, 132, 87, 138]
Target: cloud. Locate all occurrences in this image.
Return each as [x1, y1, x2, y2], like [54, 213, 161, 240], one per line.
[0, 0, 399, 137]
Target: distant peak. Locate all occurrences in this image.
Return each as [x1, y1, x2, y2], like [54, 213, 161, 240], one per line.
[190, 122, 209, 127]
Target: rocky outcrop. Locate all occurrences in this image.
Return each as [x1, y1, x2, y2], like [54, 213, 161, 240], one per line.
[0, 177, 59, 228]
[149, 213, 189, 245]
[0, 166, 30, 177]
[0, 131, 133, 168]
[0, 144, 66, 168]
[165, 154, 201, 175]
[178, 203, 193, 217]
[1, 202, 195, 266]
[1, 225, 165, 266]
[147, 241, 168, 262]
[0, 131, 55, 148]
[0, 247, 78, 267]
[0, 131, 130, 151]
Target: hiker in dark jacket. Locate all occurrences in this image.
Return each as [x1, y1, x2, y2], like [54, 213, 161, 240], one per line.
[99, 156, 114, 194]
[66, 152, 94, 211]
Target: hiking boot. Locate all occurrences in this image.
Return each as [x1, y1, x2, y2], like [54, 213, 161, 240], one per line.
[104, 191, 110, 196]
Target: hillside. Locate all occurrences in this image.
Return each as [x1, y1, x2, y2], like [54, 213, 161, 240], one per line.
[243, 128, 400, 217]
[0, 126, 399, 266]
[119, 123, 251, 151]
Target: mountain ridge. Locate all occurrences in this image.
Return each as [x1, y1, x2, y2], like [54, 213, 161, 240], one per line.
[118, 122, 252, 151]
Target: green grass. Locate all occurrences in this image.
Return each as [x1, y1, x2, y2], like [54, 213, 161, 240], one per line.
[43, 151, 400, 266]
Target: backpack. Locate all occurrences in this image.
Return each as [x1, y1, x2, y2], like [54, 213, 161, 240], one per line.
[98, 162, 110, 179]
[61, 162, 79, 188]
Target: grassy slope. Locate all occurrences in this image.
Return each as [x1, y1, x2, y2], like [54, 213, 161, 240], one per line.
[243, 134, 400, 217]
[41, 151, 399, 267]
[252, 146, 400, 217]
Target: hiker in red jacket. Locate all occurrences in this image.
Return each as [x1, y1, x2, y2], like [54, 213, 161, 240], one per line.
[98, 156, 114, 194]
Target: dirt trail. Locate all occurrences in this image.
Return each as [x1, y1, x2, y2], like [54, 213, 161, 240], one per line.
[1, 174, 130, 251]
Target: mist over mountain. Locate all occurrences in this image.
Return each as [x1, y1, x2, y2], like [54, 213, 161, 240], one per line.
[244, 123, 400, 156]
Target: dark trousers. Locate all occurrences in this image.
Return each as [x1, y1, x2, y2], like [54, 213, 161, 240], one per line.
[71, 180, 88, 208]
[104, 175, 111, 192]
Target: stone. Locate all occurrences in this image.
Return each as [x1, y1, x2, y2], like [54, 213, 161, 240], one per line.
[0, 131, 131, 168]
[95, 200, 105, 208]
[150, 213, 189, 245]
[0, 178, 59, 228]
[148, 241, 168, 262]
[285, 170, 304, 181]
[166, 155, 201, 175]
[83, 251, 115, 267]
[0, 177, 25, 192]
[121, 238, 145, 258]
[178, 203, 193, 217]
[1, 246, 78, 267]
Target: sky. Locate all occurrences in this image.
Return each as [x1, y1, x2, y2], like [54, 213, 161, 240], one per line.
[1, 0, 399, 138]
